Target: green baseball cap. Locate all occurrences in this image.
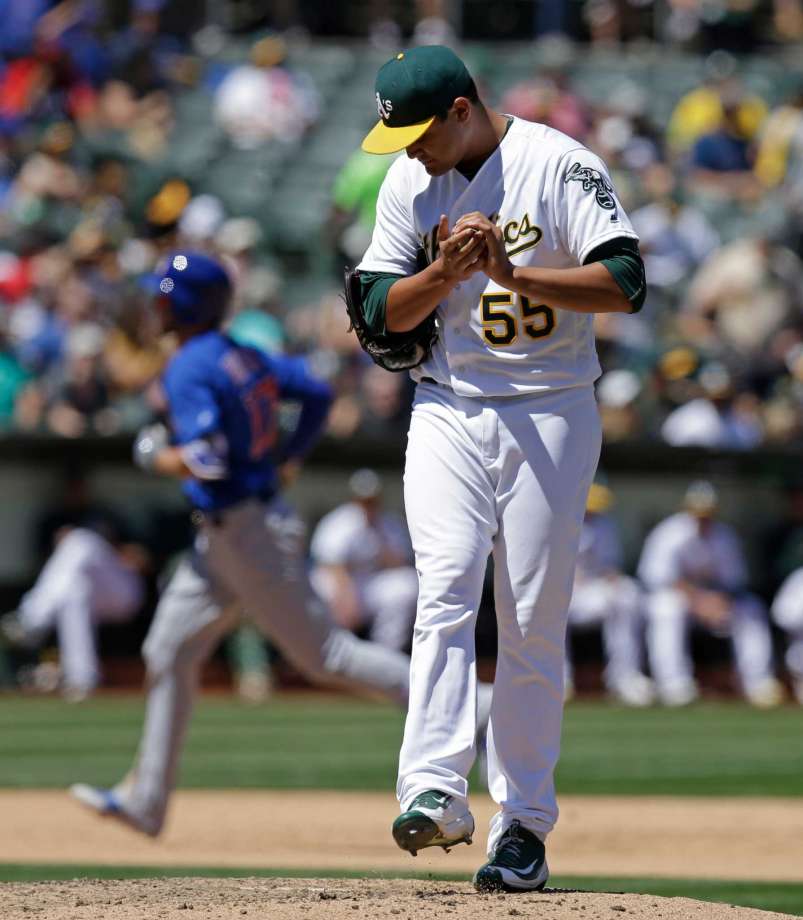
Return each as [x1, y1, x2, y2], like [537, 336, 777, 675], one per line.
[362, 45, 475, 155]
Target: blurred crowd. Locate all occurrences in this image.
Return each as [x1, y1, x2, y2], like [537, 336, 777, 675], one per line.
[530, 47, 803, 452]
[328, 38, 803, 450]
[0, 7, 801, 449]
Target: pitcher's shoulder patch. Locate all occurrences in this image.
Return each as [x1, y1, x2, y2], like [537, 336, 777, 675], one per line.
[564, 161, 617, 213]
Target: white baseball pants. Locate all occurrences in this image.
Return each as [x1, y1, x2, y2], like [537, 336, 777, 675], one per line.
[567, 574, 646, 691]
[18, 528, 143, 694]
[645, 587, 775, 697]
[771, 567, 803, 684]
[311, 566, 419, 651]
[398, 382, 601, 849]
[123, 496, 411, 835]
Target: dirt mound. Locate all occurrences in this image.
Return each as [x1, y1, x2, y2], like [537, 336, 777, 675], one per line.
[2, 877, 791, 920]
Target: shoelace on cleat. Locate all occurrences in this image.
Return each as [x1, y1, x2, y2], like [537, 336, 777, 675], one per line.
[491, 821, 535, 868]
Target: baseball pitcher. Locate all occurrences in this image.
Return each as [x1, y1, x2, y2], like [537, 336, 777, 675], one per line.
[349, 45, 647, 892]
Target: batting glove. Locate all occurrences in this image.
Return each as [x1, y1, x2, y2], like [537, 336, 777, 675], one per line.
[133, 423, 169, 473]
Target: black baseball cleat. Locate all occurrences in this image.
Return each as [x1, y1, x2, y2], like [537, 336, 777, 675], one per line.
[392, 790, 474, 857]
[472, 820, 549, 892]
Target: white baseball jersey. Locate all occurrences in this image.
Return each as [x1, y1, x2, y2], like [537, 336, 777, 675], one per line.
[771, 567, 803, 631]
[311, 502, 412, 583]
[358, 117, 638, 397]
[637, 512, 749, 592]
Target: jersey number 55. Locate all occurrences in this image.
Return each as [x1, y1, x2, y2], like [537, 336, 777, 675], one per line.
[480, 293, 556, 347]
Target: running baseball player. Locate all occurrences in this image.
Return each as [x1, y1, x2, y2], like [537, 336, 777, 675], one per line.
[638, 481, 783, 707]
[354, 46, 646, 892]
[68, 251, 420, 836]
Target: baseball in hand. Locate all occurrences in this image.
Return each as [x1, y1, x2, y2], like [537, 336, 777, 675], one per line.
[460, 229, 487, 264]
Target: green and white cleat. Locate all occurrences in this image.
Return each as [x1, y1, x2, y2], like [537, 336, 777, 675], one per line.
[392, 790, 474, 856]
[473, 820, 549, 893]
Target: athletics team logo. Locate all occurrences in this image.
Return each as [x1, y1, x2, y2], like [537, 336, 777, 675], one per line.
[565, 162, 618, 216]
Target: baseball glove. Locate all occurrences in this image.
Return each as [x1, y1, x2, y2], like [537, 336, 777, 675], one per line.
[343, 267, 438, 372]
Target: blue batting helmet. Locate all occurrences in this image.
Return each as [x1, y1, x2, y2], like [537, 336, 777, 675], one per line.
[148, 251, 232, 327]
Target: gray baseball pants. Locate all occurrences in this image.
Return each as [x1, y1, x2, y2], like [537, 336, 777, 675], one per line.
[122, 496, 411, 834]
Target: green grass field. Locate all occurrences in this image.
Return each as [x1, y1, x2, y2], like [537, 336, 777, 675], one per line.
[0, 695, 801, 794]
[1, 694, 802, 914]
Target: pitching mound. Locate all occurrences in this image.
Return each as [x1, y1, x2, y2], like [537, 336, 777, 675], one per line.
[2, 877, 792, 920]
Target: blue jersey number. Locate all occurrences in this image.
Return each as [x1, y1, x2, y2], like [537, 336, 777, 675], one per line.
[242, 377, 278, 460]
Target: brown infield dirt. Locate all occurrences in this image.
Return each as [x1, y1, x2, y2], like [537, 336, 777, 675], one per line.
[2, 791, 802, 919]
[1, 877, 796, 920]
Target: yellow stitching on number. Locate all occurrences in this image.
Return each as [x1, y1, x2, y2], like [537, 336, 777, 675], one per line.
[481, 292, 518, 347]
[521, 297, 555, 339]
[480, 292, 556, 347]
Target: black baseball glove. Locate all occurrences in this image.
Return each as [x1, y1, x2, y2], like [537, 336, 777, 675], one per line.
[343, 267, 438, 372]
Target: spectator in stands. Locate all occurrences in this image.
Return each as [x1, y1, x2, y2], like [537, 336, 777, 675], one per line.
[43, 322, 119, 437]
[755, 85, 803, 189]
[679, 235, 803, 363]
[630, 164, 720, 290]
[637, 481, 783, 707]
[772, 0, 803, 42]
[328, 148, 395, 267]
[596, 369, 644, 443]
[102, 293, 170, 396]
[0, 314, 30, 428]
[688, 93, 763, 200]
[660, 362, 763, 449]
[756, 86, 803, 256]
[565, 482, 653, 706]
[412, 6, 458, 47]
[500, 68, 590, 142]
[213, 34, 319, 149]
[310, 468, 417, 652]
[666, 54, 766, 155]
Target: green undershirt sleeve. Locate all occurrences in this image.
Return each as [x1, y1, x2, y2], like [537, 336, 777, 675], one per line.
[358, 236, 646, 334]
[583, 236, 647, 313]
[358, 270, 404, 336]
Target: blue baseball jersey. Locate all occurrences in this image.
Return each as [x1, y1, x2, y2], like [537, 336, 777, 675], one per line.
[162, 331, 332, 511]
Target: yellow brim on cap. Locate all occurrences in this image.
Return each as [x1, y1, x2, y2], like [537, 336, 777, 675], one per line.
[361, 116, 435, 154]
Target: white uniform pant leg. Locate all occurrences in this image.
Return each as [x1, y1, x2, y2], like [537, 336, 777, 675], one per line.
[18, 529, 104, 637]
[55, 576, 98, 692]
[730, 593, 775, 693]
[362, 567, 419, 651]
[487, 386, 601, 849]
[18, 529, 144, 692]
[645, 588, 693, 693]
[568, 576, 644, 688]
[601, 577, 645, 688]
[771, 572, 803, 682]
[127, 551, 237, 834]
[398, 395, 496, 810]
[205, 500, 410, 705]
[785, 634, 803, 683]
